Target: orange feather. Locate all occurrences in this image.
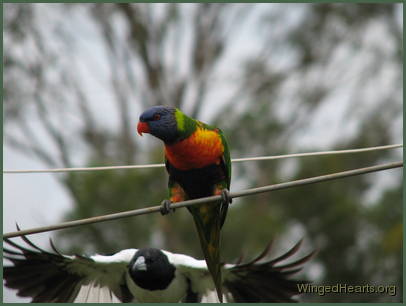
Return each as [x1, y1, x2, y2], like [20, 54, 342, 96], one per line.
[165, 127, 224, 170]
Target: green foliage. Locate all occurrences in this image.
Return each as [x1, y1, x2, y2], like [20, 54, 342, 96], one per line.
[60, 164, 167, 254]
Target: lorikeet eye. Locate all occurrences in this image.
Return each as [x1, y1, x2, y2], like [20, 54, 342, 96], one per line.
[153, 114, 161, 121]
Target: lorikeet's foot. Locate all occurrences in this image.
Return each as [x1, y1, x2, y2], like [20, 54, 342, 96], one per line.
[138, 106, 231, 303]
[160, 199, 175, 215]
[221, 189, 232, 205]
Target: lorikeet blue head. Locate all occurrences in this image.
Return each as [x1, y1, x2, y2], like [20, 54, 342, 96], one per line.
[138, 106, 197, 144]
[137, 106, 178, 143]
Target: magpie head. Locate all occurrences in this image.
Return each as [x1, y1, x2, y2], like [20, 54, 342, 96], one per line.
[128, 248, 176, 291]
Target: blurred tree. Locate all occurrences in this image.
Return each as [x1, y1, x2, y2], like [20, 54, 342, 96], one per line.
[4, 3, 402, 302]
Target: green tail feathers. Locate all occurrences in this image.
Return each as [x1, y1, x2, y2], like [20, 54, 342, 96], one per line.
[190, 204, 224, 302]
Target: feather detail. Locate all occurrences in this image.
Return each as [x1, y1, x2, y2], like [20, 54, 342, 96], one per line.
[3, 235, 132, 303]
[224, 240, 316, 302]
[165, 127, 224, 170]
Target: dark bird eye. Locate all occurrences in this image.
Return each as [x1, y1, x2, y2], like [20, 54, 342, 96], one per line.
[153, 114, 161, 121]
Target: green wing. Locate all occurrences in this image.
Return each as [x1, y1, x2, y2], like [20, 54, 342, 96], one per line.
[218, 128, 231, 189]
[198, 121, 231, 189]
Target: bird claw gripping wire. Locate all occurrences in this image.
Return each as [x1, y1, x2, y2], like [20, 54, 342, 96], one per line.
[221, 189, 232, 205]
[160, 199, 175, 215]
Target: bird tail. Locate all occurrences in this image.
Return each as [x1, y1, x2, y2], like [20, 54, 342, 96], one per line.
[223, 239, 317, 302]
[190, 204, 224, 302]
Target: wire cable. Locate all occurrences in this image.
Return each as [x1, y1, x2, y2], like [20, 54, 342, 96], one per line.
[3, 144, 402, 174]
[3, 161, 402, 239]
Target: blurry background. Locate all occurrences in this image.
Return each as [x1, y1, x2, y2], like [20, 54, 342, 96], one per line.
[3, 3, 403, 302]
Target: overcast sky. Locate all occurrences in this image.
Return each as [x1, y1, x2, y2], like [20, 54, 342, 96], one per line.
[3, 3, 403, 302]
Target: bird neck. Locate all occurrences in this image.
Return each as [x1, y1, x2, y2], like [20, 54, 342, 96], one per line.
[172, 109, 197, 142]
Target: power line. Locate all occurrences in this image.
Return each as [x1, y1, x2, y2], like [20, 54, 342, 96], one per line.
[233, 144, 402, 162]
[3, 160, 402, 239]
[3, 144, 402, 174]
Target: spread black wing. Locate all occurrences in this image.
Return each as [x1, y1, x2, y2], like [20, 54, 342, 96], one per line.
[223, 239, 316, 302]
[3, 235, 135, 303]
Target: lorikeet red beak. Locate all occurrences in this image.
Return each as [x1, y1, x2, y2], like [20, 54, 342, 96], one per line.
[137, 106, 232, 302]
[137, 121, 150, 136]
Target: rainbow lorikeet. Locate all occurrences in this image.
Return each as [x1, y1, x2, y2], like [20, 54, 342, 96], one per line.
[137, 106, 231, 302]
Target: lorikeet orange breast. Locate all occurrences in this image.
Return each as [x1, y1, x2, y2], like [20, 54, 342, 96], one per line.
[165, 126, 224, 170]
[137, 106, 231, 302]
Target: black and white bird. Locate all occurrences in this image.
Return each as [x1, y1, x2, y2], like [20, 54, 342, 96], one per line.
[3, 235, 315, 303]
